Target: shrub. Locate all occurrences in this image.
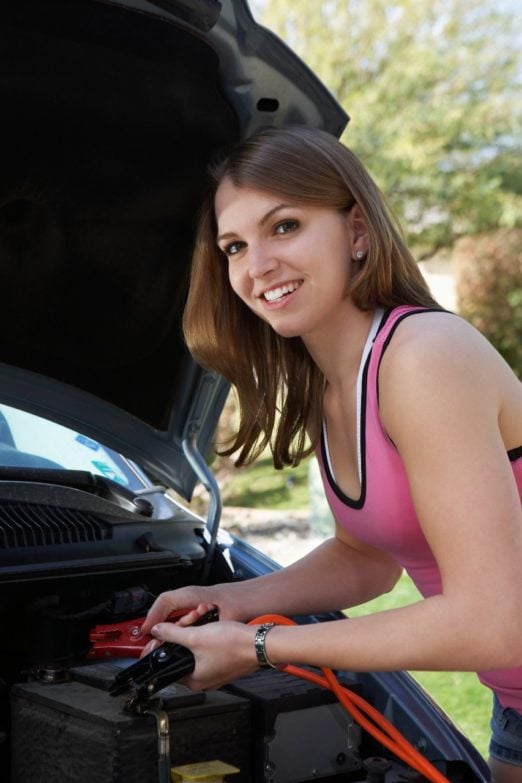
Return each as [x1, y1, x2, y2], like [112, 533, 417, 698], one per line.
[455, 228, 522, 378]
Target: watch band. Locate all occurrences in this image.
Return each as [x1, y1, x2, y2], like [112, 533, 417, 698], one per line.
[254, 622, 276, 669]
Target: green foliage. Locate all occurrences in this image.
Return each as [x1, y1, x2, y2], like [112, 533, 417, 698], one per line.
[456, 228, 522, 376]
[413, 670, 491, 758]
[253, 0, 522, 255]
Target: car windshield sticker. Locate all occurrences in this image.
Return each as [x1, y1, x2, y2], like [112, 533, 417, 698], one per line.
[91, 460, 126, 486]
[75, 434, 100, 451]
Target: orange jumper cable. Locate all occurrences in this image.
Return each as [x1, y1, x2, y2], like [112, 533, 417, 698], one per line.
[249, 614, 450, 783]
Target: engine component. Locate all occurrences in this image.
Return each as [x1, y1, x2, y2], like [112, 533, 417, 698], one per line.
[11, 676, 251, 783]
[226, 668, 363, 783]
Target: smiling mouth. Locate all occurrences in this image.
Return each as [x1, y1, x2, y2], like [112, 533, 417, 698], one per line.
[263, 280, 303, 303]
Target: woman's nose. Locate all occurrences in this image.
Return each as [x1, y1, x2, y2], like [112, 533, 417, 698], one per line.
[248, 244, 278, 278]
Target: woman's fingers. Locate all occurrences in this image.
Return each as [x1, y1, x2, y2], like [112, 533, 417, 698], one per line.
[141, 589, 212, 633]
[139, 637, 161, 657]
[146, 621, 258, 691]
[175, 603, 217, 626]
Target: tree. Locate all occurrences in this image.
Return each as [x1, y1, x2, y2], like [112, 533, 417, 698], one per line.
[456, 228, 522, 377]
[253, 0, 522, 256]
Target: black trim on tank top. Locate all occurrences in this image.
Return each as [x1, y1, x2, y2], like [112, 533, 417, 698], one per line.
[376, 308, 446, 406]
[374, 309, 520, 466]
[321, 352, 370, 509]
[320, 309, 388, 510]
[509, 446, 522, 462]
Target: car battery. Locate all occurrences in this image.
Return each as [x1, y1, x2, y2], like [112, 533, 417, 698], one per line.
[10, 663, 251, 783]
[225, 668, 363, 783]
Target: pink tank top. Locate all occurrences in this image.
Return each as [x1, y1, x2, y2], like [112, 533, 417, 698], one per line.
[317, 305, 522, 709]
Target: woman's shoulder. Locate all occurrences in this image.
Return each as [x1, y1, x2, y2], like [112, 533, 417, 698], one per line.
[378, 308, 517, 418]
[383, 308, 502, 370]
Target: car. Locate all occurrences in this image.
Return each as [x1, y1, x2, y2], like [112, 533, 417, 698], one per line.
[0, 1, 490, 782]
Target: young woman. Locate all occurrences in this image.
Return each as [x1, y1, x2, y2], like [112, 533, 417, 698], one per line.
[141, 126, 522, 782]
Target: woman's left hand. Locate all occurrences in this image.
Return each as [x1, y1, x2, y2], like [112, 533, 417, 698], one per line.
[148, 619, 259, 691]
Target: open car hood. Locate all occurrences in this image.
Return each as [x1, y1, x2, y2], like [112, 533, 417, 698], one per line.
[0, 0, 348, 499]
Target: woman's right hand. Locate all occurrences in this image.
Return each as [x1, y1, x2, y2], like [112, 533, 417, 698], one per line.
[139, 532, 398, 655]
[139, 582, 245, 654]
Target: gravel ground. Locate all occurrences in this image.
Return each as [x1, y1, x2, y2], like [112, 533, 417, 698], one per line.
[220, 505, 327, 566]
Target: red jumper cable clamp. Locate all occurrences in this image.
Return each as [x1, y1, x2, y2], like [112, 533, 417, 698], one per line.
[87, 607, 219, 660]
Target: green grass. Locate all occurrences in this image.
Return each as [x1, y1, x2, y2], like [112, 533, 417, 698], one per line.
[221, 456, 310, 509]
[348, 573, 491, 759]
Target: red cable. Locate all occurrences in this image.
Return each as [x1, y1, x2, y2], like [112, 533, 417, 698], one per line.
[249, 613, 450, 783]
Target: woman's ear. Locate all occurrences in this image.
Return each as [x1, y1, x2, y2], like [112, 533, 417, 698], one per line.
[348, 204, 369, 260]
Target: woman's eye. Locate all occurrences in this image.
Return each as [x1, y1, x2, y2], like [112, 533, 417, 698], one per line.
[274, 219, 298, 235]
[222, 240, 245, 257]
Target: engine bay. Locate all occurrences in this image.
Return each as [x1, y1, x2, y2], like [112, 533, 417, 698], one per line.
[0, 473, 488, 783]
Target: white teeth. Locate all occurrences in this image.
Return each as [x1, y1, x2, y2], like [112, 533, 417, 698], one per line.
[264, 281, 300, 302]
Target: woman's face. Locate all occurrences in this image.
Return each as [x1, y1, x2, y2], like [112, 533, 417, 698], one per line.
[214, 179, 366, 340]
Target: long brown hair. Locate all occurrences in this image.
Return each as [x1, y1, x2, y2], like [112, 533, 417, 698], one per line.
[183, 126, 440, 468]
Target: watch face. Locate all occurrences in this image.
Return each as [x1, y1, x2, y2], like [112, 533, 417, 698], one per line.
[254, 623, 276, 668]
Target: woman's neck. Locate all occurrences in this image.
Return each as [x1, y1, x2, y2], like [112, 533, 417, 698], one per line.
[302, 303, 376, 391]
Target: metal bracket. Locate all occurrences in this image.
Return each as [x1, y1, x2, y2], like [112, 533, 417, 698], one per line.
[182, 434, 222, 581]
[143, 706, 171, 783]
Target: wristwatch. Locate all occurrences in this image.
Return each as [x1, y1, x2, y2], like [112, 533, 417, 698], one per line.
[254, 622, 277, 669]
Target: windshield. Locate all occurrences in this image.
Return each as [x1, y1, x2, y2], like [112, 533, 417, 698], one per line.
[0, 404, 147, 491]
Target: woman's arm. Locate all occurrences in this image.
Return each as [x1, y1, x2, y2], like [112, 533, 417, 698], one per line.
[145, 314, 522, 688]
[141, 528, 402, 631]
[260, 314, 522, 675]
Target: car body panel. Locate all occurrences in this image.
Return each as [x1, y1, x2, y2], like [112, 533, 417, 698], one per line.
[0, 2, 490, 781]
[0, 0, 347, 499]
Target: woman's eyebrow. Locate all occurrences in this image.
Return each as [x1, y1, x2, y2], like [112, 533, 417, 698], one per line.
[258, 203, 291, 227]
[217, 203, 291, 243]
[216, 230, 238, 243]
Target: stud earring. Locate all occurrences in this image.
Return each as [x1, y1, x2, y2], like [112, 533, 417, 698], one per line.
[356, 250, 365, 260]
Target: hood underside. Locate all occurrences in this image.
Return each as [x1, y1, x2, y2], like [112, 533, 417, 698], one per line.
[0, 0, 348, 497]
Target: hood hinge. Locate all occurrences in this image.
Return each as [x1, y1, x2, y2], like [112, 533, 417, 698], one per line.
[182, 433, 222, 581]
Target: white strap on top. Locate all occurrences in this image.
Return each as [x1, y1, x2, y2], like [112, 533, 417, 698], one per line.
[323, 308, 384, 484]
